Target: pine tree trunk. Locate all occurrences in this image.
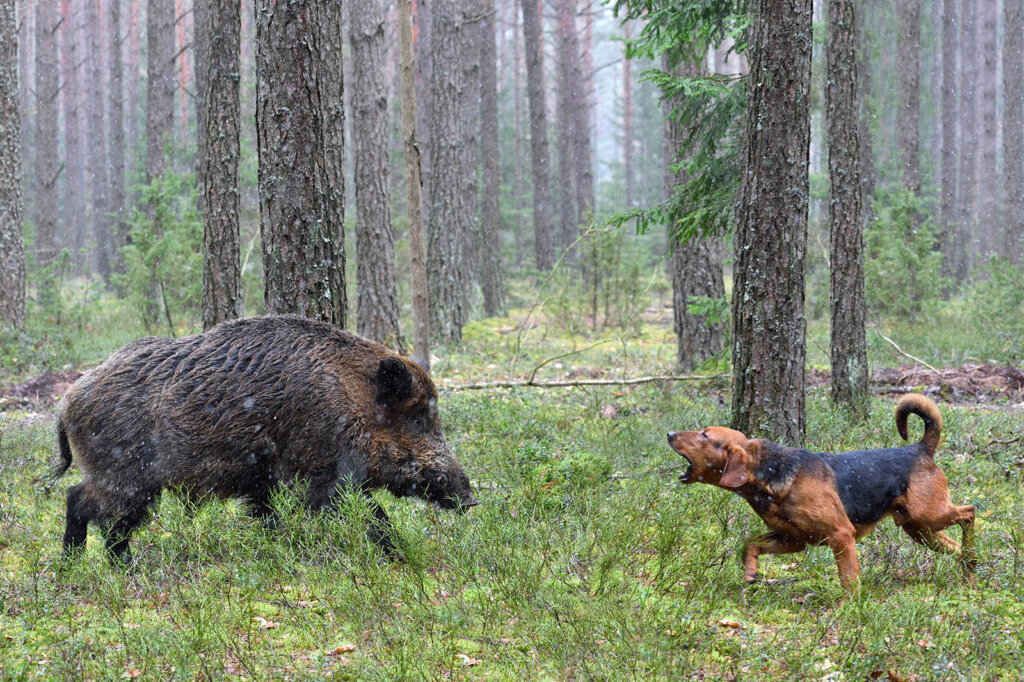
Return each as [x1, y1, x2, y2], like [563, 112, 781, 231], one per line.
[479, 0, 505, 316]
[731, 0, 812, 444]
[896, 0, 920, 194]
[510, 0, 525, 267]
[86, 0, 111, 279]
[555, 0, 577, 253]
[256, 0, 346, 325]
[623, 21, 633, 208]
[126, 0, 140, 190]
[663, 56, 725, 372]
[957, 0, 978, 278]
[398, 0, 430, 364]
[0, 0, 26, 328]
[1005, 0, 1024, 263]
[978, 0, 999, 262]
[426, 0, 475, 343]
[415, 0, 432, 231]
[827, 0, 868, 413]
[200, 0, 242, 330]
[194, 0, 209, 215]
[146, 0, 175, 182]
[940, 0, 961, 274]
[520, 0, 555, 270]
[857, 0, 875, 226]
[34, 0, 60, 273]
[59, 0, 86, 262]
[109, 0, 126, 273]
[351, 0, 403, 348]
[570, 3, 593, 226]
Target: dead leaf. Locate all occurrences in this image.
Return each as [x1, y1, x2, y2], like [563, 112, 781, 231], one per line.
[122, 670, 143, 679]
[254, 617, 279, 630]
[457, 654, 483, 667]
[718, 619, 741, 629]
[331, 644, 357, 655]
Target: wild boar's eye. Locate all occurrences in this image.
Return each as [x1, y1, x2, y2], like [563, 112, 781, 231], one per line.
[435, 473, 448, 488]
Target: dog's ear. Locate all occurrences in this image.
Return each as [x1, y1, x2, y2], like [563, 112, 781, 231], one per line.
[719, 443, 749, 488]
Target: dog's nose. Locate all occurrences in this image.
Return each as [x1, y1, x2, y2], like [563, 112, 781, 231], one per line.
[667, 431, 677, 442]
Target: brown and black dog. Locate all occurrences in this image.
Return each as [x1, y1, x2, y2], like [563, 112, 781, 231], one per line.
[667, 394, 976, 590]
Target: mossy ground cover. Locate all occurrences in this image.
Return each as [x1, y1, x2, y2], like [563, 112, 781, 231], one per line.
[2, 309, 1023, 679]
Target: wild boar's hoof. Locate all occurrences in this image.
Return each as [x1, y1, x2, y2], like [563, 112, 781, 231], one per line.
[51, 315, 476, 562]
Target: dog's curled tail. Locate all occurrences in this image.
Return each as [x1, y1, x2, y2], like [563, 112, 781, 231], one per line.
[895, 393, 943, 456]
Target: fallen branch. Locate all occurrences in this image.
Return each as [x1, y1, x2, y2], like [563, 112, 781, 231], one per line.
[875, 331, 938, 373]
[442, 373, 728, 391]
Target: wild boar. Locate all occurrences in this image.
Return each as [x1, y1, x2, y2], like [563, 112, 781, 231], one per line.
[54, 314, 476, 564]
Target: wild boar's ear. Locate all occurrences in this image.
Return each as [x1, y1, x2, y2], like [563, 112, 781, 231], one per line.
[375, 357, 414, 407]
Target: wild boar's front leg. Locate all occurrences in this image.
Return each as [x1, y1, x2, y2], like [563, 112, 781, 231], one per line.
[363, 492, 405, 561]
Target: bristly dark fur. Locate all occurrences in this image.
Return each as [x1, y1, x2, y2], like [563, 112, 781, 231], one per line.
[54, 314, 477, 565]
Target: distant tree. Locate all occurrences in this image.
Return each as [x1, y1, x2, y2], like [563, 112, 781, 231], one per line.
[351, 0, 402, 348]
[34, 0, 60, 277]
[827, 0, 868, 413]
[256, 0, 346, 325]
[940, 0, 960, 273]
[857, 0, 876, 227]
[126, 0, 141, 186]
[194, 0, 209, 215]
[85, 0, 111, 279]
[663, 55, 725, 372]
[731, 0, 812, 444]
[624, 20, 634, 208]
[569, 3, 593, 227]
[479, 0, 505, 316]
[0, 0, 26, 328]
[427, 0, 476, 343]
[957, 0, 978, 278]
[555, 0, 578, 252]
[896, 0, 920, 194]
[1006, 0, 1024, 263]
[978, 0, 999, 261]
[146, 0, 175, 183]
[520, 0, 556, 270]
[59, 0, 86, 262]
[108, 0, 127, 272]
[201, 0, 242, 330]
[398, 0, 430, 363]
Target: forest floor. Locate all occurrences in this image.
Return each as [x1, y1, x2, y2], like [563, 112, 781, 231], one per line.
[2, 313, 1023, 679]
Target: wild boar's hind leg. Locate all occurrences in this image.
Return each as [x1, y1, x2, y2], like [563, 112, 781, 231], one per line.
[101, 490, 159, 568]
[62, 483, 92, 558]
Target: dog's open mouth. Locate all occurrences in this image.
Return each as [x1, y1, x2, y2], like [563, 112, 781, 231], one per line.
[678, 456, 695, 483]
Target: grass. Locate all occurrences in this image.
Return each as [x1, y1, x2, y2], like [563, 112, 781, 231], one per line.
[3, 377, 1024, 679]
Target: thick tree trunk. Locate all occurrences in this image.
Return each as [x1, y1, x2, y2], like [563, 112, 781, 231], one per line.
[896, 0, 920, 194]
[0, 0, 26, 328]
[940, 0, 961, 273]
[351, 0, 402, 348]
[827, 0, 868, 413]
[34, 0, 60, 273]
[398, 0, 430, 364]
[109, 0, 126, 272]
[520, 0, 555, 270]
[86, 0, 111, 279]
[978, 0, 999, 262]
[426, 0, 475, 343]
[256, 0, 346, 325]
[146, 0, 175, 183]
[59, 0, 86, 261]
[1005, 0, 1024, 263]
[201, 0, 242, 330]
[731, 0, 812, 445]
[663, 56, 725, 372]
[957, 0, 978, 279]
[479, 0, 505, 316]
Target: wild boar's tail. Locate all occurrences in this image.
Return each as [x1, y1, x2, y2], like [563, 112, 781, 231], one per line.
[52, 420, 74, 479]
[895, 393, 943, 457]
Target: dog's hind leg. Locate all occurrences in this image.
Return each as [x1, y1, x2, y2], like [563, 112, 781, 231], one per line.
[742, 532, 806, 583]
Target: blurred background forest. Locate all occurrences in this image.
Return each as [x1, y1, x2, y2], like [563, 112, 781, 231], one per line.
[0, 0, 1023, 434]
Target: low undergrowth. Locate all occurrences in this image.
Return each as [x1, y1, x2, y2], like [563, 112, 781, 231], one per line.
[2, 385, 1023, 680]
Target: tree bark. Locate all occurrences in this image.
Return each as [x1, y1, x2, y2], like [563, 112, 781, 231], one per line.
[126, 0, 140, 192]
[426, 0, 475, 343]
[479, 0, 505, 316]
[623, 20, 633, 208]
[663, 56, 725, 372]
[398, 0, 430, 364]
[146, 0, 175, 183]
[59, 0, 86, 261]
[201, 0, 242, 330]
[731, 0, 812, 444]
[34, 0, 60, 273]
[86, 0, 111, 279]
[351, 0, 403, 348]
[194, 0, 209, 215]
[978, 0, 999, 262]
[520, 0, 555, 270]
[256, 0, 347, 325]
[1006, 0, 1024, 263]
[896, 0, 920, 194]
[0, 0, 26, 328]
[109, 0, 126, 272]
[827, 0, 868, 413]
[940, 0, 961, 273]
[957, 0, 978, 279]
[555, 0, 577, 253]
[857, 0, 875, 227]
